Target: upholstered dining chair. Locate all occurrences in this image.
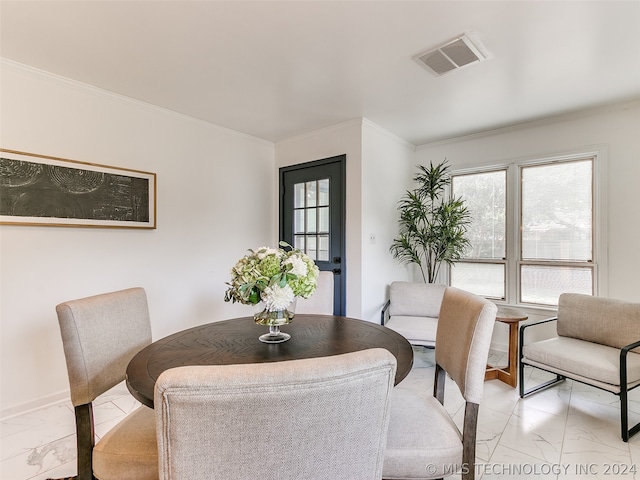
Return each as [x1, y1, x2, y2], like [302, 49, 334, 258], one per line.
[296, 270, 335, 315]
[55, 287, 158, 480]
[154, 348, 397, 480]
[382, 287, 497, 480]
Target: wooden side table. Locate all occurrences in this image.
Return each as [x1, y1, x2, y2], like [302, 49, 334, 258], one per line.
[485, 306, 528, 387]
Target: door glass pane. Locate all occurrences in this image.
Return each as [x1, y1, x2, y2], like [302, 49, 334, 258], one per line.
[306, 235, 317, 260]
[453, 170, 506, 259]
[318, 207, 329, 233]
[318, 179, 329, 206]
[294, 235, 305, 251]
[294, 210, 305, 234]
[318, 235, 329, 261]
[521, 265, 592, 305]
[306, 181, 317, 207]
[450, 263, 505, 299]
[306, 208, 317, 233]
[522, 160, 592, 261]
[294, 183, 305, 208]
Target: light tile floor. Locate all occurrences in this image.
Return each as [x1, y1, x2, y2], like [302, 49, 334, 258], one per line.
[2, 347, 640, 479]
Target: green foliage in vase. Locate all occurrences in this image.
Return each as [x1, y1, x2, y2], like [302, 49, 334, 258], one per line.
[224, 242, 319, 312]
[390, 159, 471, 283]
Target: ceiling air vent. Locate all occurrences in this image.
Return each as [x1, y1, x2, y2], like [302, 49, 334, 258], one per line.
[416, 32, 489, 76]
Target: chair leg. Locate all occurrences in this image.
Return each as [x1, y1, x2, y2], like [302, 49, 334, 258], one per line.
[434, 364, 446, 405]
[75, 404, 96, 480]
[462, 402, 479, 480]
[519, 364, 565, 398]
[518, 347, 525, 397]
[620, 392, 640, 442]
[620, 349, 640, 442]
[518, 321, 565, 398]
[621, 386, 629, 441]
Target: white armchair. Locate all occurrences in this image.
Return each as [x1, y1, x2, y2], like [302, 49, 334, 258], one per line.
[381, 281, 446, 347]
[520, 293, 640, 441]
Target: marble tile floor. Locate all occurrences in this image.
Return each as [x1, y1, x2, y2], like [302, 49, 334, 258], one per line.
[2, 347, 640, 480]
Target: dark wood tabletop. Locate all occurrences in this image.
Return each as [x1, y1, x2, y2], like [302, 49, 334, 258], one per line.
[126, 314, 414, 408]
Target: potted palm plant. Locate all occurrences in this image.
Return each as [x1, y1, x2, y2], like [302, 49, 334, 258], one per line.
[390, 159, 471, 283]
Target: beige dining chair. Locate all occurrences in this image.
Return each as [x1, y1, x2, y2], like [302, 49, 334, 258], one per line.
[55, 287, 158, 480]
[382, 287, 497, 480]
[295, 270, 334, 315]
[154, 348, 397, 480]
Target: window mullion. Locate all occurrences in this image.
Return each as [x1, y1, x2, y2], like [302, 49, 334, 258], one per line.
[508, 163, 519, 305]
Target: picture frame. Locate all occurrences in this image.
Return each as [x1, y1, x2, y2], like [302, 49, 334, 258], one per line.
[0, 149, 157, 228]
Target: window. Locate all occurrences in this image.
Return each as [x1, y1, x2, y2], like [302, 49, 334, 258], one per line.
[520, 160, 593, 304]
[451, 170, 507, 299]
[450, 154, 600, 307]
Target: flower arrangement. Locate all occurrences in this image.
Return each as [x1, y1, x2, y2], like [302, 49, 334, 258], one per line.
[224, 242, 319, 316]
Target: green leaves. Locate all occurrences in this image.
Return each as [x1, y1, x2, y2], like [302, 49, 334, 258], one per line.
[224, 243, 320, 306]
[390, 159, 471, 283]
[414, 161, 450, 203]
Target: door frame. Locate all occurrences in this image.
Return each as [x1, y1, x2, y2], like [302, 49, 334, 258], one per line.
[279, 154, 346, 315]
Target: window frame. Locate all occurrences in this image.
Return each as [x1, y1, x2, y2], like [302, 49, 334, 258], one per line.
[449, 147, 607, 309]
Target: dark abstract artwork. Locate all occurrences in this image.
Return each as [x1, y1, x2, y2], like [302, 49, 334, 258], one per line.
[0, 150, 156, 228]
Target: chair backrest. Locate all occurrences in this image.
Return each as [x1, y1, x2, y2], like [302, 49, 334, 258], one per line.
[557, 293, 640, 349]
[296, 270, 334, 315]
[155, 348, 397, 480]
[435, 287, 497, 404]
[388, 281, 446, 318]
[56, 287, 152, 406]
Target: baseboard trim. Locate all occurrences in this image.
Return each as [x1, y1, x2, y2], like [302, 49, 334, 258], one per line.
[1, 389, 70, 420]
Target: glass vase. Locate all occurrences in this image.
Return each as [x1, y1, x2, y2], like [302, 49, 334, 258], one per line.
[253, 299, 296, 343]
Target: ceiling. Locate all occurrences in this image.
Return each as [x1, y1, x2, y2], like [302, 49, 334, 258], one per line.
[2, 1, 639, 146]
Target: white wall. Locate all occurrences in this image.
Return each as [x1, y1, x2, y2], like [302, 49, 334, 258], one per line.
[0, 61, 276, 415]
[413, 100, 640, 304]
[360, 120, 415, 322]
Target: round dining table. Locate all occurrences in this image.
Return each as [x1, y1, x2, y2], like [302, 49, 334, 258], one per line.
[126, 314, 414, 408]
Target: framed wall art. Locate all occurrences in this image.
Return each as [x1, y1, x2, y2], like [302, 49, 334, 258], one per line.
[0, 149, 156, 228]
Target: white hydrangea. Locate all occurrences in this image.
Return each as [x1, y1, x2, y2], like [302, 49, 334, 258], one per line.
[284, 255, 308, 277]
[262, 284, 295, 311]
[256, 247, 281, 260]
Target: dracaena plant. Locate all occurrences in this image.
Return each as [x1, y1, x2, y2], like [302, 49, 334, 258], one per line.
[390, 159, 471, 283]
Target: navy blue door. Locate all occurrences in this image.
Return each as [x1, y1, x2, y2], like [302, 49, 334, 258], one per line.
[280, 155, 345, 315]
